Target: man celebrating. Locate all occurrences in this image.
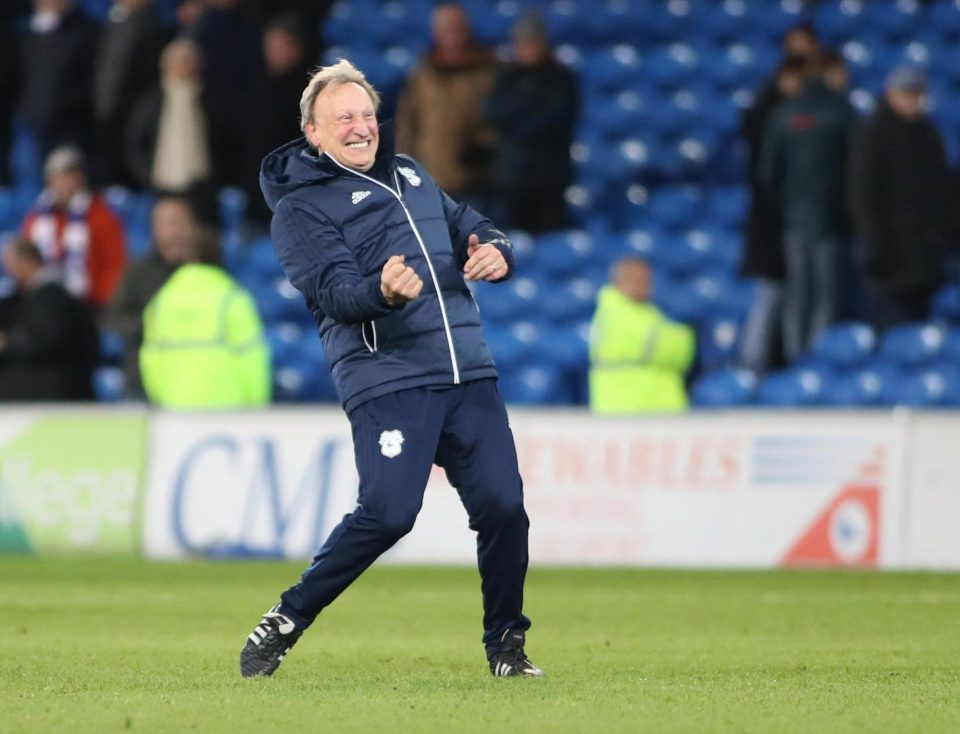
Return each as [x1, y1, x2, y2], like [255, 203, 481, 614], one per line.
[240, 59, 541, 679]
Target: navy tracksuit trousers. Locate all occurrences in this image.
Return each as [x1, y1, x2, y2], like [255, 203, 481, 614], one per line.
[278, 378, 531, 658]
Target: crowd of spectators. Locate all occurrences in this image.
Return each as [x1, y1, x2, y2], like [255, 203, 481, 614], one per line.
[736, 22, 959, 384]
[0, 1, 958, 410]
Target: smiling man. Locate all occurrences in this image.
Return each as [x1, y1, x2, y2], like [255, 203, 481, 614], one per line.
[240, 59, 541, 680]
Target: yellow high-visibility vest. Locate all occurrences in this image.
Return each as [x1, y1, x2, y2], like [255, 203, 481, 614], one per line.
[589, 285, 695, 414]
[140, 264, 271, 408]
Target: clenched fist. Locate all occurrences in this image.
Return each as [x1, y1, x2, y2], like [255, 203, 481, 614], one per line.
[380, 255, 423, 306]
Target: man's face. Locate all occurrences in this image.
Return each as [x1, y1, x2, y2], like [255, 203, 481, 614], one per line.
[433, 6, 470, 52]
[888, 88, 925, 120]
[305, 82, 379, 172]
[617, 261, 652, 303]
[152, 200, 196, 264]
[824, 65, 849, 92]
[46, 169, 84, 208]
[783, 29, 817, 59]
[514, 37, 548, 66]
[778, 71, 802, 98]
[164, 45, 201, 83]
[264, 28, 302, 75]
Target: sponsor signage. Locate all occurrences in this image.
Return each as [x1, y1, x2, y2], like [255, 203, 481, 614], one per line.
[0, 410, 147, 555]
[142, 409, 904, 568]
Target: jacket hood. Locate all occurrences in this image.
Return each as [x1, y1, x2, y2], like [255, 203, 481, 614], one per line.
[259, 122, 398, 213]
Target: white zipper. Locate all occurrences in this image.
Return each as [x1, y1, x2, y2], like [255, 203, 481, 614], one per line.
[361, 321, 377, 353]
[324, 155, 460, 383]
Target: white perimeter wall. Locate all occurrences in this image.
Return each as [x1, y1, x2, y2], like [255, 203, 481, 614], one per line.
[2, 406, 959, 568]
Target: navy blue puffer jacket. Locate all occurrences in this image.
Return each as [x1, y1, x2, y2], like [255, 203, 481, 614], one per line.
[260, 135, 515, 413]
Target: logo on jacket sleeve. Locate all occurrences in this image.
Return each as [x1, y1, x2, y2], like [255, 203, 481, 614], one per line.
[397, 166, 422, 187]
[379, 430, 404, 458]
[352, 190, 372, 205]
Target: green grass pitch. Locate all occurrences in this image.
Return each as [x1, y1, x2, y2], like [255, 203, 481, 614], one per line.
[2, 558, 960, 733]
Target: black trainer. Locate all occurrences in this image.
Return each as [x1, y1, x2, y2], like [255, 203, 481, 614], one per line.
[240, 604, 303, 678]
[488, 629, 544, 677]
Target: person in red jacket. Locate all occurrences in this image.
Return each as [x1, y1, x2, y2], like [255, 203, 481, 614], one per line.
[21, 145, 126, 310]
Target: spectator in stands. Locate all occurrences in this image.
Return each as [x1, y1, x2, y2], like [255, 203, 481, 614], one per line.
[189, 0, 263, 188]
[395, 3, 499, 211]
[820, 48, 851, 94]
[242, 14, 311, 228]
[589, 257, 695, 414]
[781, 22, 819, 62]
[125, 38, 219, 225]
[849, 66, 955, 330]
[18, 0, 98, 159]
[92, 0, 169, 187]
[175, 0, 204, 31]
[0, 236, 98, 402]
[104, 196, 199, 399]
[139, 235, 270, 409]
[759, 53, 859, 361]
[484, 11, 579, 233]
[244, 0, 330, 63]
[738, 56, 806, 374]
[21, 145, 126, 310]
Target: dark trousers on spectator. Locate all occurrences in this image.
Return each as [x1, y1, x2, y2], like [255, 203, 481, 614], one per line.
[782, 232, 843, 360]
[868, 286, 934, 332]
[278, 378, 531, 658]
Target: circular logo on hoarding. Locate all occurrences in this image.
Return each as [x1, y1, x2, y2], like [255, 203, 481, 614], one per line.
[829, 499, 872, 563]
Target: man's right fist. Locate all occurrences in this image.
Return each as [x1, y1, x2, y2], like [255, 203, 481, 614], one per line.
[380, 255, 423, 306]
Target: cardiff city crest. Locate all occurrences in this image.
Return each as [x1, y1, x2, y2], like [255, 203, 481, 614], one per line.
[379, 429, 404, 458]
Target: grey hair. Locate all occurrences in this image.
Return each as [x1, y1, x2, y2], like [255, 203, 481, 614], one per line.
[299, 59, 381, 133]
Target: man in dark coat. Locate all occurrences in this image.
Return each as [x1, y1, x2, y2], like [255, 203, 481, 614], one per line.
[92, 0, 169, 186]
[241, 14, 311, 228]
[240, 59, 541, 681]
[0, 237, 98, 402]
[738, 56, 805, 373]
[759, 52, 859, 360]
[848, 66, 955, 330]
[18, 0, 98, 158]
[485, 11, 579, 233]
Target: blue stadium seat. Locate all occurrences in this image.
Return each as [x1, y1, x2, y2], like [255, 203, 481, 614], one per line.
[218, 188, 247, 233]
[690, 368, 758, 408]
[943, 328, 960, 361]
[266, 322, 305, 369]
[757, 367, 830, 407]
[500, 363, 571, 405]
[808, 322, 877, 370]
[537, 276, 599, 324]
[93, 366, 126, 403]
[473, 277, 539, 324]
[100, 328, 125, 365]
[929, 0, 960, 38]
[697, 317, 740, 372]
[530, 230, 595, 279]
[877, 322, 946, 368]
[706, 186, 749, 229]
[538, 320, 590, 370]
[885, 366, 960, 407]
[236, 237, 285, 284]
[586, 45, 642, 93]
[815, 0, 869, 44]
[643, 44, 700, 89]
[647, 185, 705, 231]
[819, 368, 888, 407]
[865, 0, 922, 41]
